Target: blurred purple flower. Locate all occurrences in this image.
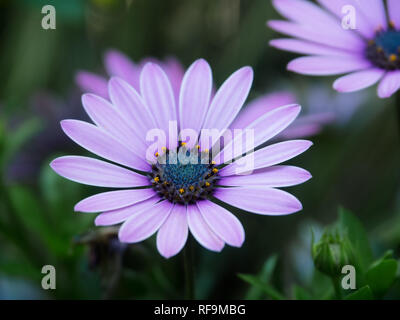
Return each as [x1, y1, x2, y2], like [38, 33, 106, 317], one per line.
[268, 0, 400, 98]
[51, 57, 312, 258]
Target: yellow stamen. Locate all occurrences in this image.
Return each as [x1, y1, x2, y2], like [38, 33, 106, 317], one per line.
[389, 54, 397, 62]
[377, 46, 383, 53]
[189, 186, 194, 191]
[389, 20, 396, 29]
[154, 177, 159, 183]
[205, 182, 210, 187]
[179, 188, 185, 194]
[212, 168, 218, 174]
[181, 142, 186, 146]
[161, 146, 167, 152]
[155, 152, 159, 157]
[211, 160, 216, 165]
[196, 145, 200, 149]
[204, 148, 209, 153]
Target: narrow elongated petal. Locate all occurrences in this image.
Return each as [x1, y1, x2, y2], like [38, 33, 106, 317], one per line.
[108, 77, 158, 144]
[220, 165, 312, 187]
[163, 57, 185, 103]
[157, 205, 188, 258]
[333, 69, 384, 92]
[60, 119, 146, 171]
[317, 0, 375, 38]
[74, 188, 155, 213]
[268, 21, 365, 52]
[200, 67, 253, 144]
[377, 71, 400, 98]
[230, 91, 296, 129]
[118, 200, 174, 243]
[221, 140, 312, 176]
[216, 104, 301, 164]
[197, 201, 244, 247]
[214, 186, 302, 215]
[187, 205, 224, 252]
[95, 197, 158, 226]
[269, 39, 355, 57]
[50, 156, 148, 188]
[288, 56, 371, 76]
[272, 0, 363, 44]
[81, 94, 149, 165]
[179, 59, 212, 136]
[140, 63, 177, 133]
[387, 0, 400, 27]
[75, 72, 109, 99]
[104, 50, 140, 89]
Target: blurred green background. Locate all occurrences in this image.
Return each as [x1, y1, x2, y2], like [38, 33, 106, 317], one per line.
[0, 0, 399, 299]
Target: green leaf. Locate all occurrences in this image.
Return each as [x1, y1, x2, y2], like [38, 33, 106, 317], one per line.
[238, 273, 284, 300]
[344, 285, 374, 300]
[245, 254, 278, 300]
[366, 258, 398, 298]
[338, 207, 373, 271]
[292, 285, 313, 300]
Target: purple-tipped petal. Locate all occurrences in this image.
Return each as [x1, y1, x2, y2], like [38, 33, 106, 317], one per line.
[388, 0, 400, 28]
[104, 50, 140, 90]
[269, 39, 355, 57]
[108, 77, 158, 145]
[200, 66, 253, 144]
[179, 59, 212, 139]
[140, 63, 177, 135]
[357, 0, 387, 30]
[187, 204, 224, 252]
[60, 119, 147, 171]
[75, 71, 109, 99]
[216, 104, 301, 164]
[333, 69, 384, 92]
[156, 204, 188, 258]
[278, 123, 322, 139]
[220, 165, 312, 187]
[377, 71, 400, 98]
[75, 188, 155, 213]
[272, 0, 363, 45]
[288, 56, 371, 76]
[221, 140, 312, 176]
[81, 94, 149, 164]
[50, 156, 148, 188]
[95, 197, 158, 226]
[197, 201, 244, 248]
[267, 20, 364, 52]
[118, 200, 173, 243]
[317, 0, 376, 38]
[230, 91, 296, 130]
[214, 186, 303, 216]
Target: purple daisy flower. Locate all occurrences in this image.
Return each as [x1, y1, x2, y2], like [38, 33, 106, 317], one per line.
[268, 0, 400, 98]
[50, 58, 312, 258]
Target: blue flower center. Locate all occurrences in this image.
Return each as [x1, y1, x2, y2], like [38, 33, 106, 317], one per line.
[366, 27, 400, 70]
[149, 146, 219, 204]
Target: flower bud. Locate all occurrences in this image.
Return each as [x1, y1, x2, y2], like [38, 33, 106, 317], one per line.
[312, 228, 355, 277]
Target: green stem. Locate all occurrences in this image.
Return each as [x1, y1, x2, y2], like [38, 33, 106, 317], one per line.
[183, 238, 195, 299]
[331, 276, 342, 300]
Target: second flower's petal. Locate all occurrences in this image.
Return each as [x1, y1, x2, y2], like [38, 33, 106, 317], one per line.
[95, 197, 159, 226]
[75, 71, 109, 99]
[220, 140, 312, 176]
[288, 56, 371, 76]
[156, 205, 188, 258]
[179, 59, 212, 137]
[118, 200, 174, 243]
[60, 119, 148, 171]
[74, 188, 155, 213]
[104, 50, 140, 90]
[377, 71, 400, 98]
[197, 201, 244, 247]
[214, 186, 302, 216]
[50, 156, 148, 188]
[220, 165, 312, 187]
[333, 69, 385, 92]
[187, 205, 224, 252]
